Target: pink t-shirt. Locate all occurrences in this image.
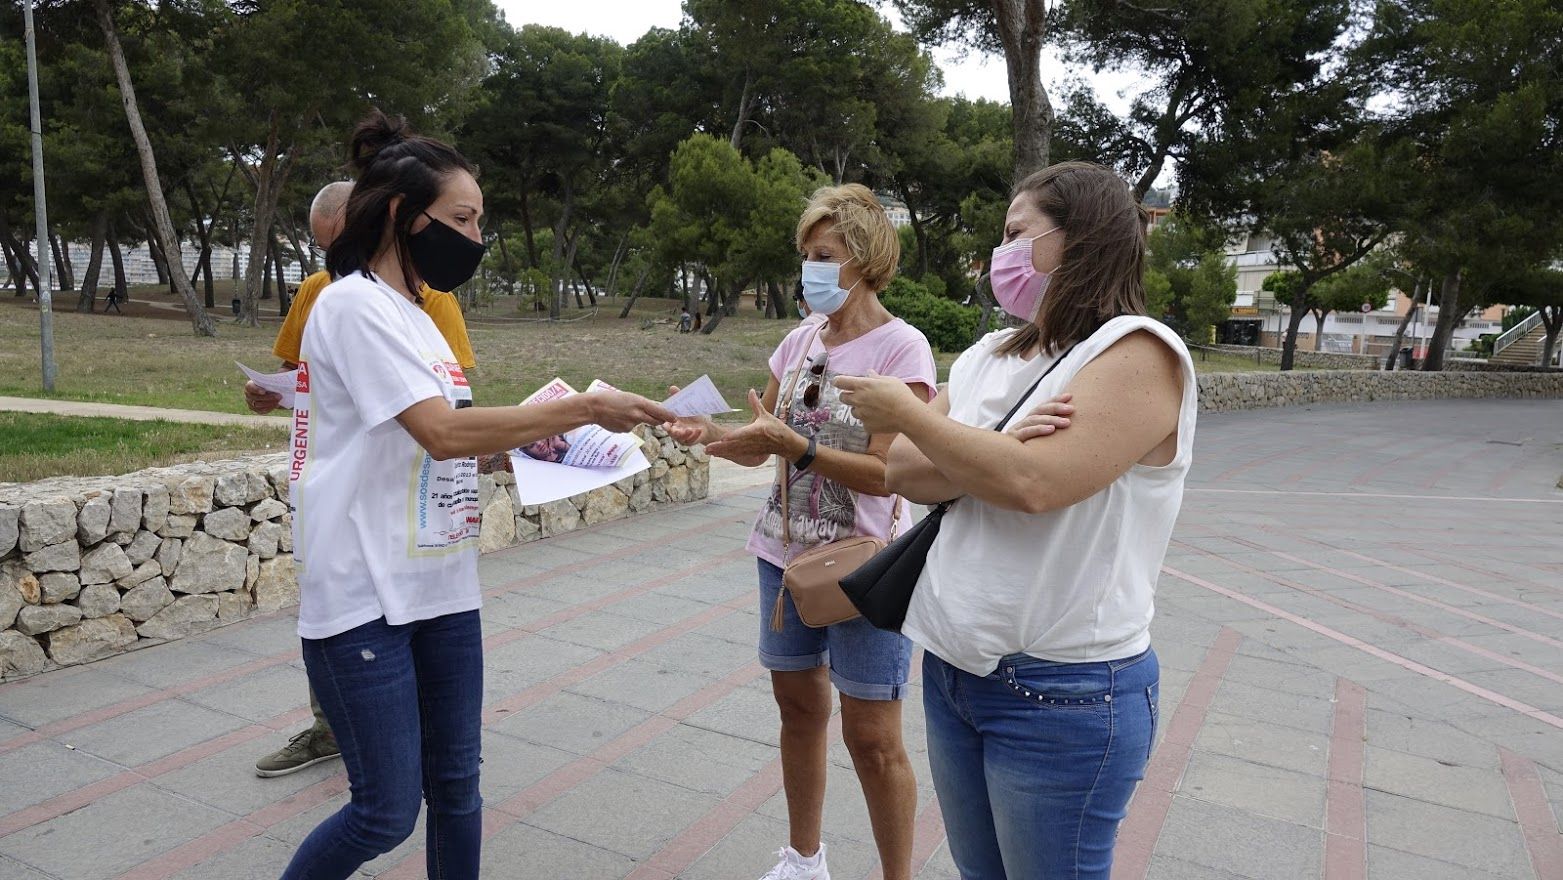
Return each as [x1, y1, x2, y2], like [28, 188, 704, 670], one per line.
[746, 318, 938, 567]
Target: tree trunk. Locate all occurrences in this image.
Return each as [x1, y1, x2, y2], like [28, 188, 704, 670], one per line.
[576, 265, 598, 306]
[0, 237, 21, 298]
[1383, 277, 1426, 370]
[730, 69, 754, 149]
[107, 221, 128, 302]
[617, 265, 651, 318]
[494, 225, 515, 277]
[604, 234, 628, 298]
[1279, 299, 1311, 371]
[145, 224, 170, 288]
[76, 212, 108, 312]
[270, 237, 287, 301]
[518, 188, 540, 268]
[281, 213, 313, 275]
[1130, 80, 1194, 200]
[768, 279, 791, 319]
[94, 0, 215, 335]
[548, 180, 576, 319]
[49, 233, 74, 291]
[238, 116, 295, 327]
[1538, 306, 1562, 369]
[261, 244, 273, 302]
[680, 264, 691, 311]
[973, 273, 997, 340]
[1312, 309, 1327, 351]
[1421, 270, 1461, 371]
[900, 185, 930, 278]
[991, 0, 1054, 178]
[230, 217, 241, 280]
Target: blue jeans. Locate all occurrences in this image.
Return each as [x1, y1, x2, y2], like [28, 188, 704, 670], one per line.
[923, 648, 1158, 880]
[757, 559, 912, 700]
[282, 611, 484, 880]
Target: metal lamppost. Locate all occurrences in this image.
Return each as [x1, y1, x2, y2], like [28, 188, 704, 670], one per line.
[23, 0, 57, 391]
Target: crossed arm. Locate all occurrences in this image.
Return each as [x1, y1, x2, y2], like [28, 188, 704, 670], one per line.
[839, 332, 1184, 515]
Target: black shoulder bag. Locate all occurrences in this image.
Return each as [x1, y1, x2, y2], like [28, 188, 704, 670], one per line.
[840, 344, 1076, 631]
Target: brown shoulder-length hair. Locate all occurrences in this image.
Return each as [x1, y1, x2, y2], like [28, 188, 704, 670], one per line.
[995, 161, 1149, 358]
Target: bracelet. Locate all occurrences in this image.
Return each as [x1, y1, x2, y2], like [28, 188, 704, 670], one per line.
[793, 434, 818, 472]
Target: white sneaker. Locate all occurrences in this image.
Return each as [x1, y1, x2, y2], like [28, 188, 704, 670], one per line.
[759, 844, 830, 880]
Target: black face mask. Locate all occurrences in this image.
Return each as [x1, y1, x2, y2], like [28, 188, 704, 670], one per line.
[408, 212, 486, 292]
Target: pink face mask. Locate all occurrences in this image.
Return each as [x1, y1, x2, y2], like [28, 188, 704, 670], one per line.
[989, 227, 1060, 322]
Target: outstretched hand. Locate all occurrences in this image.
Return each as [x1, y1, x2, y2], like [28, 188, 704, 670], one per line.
[661, 385, 715, 446]
[704, 389, 796, 463]
[587, 390, 679, 434]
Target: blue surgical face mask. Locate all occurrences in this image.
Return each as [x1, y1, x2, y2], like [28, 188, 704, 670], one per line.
[800, 257, 859, 316]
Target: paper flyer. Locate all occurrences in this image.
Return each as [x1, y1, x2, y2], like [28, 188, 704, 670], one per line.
[664, 374, 736, 417]
[508, 378, 652, 505]
[237, 362, 297, 409]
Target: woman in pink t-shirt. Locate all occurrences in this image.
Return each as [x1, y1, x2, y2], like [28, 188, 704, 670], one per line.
[671, 185, 934, 880]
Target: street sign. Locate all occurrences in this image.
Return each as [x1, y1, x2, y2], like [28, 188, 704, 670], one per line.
[1360, 302, 1373, 313]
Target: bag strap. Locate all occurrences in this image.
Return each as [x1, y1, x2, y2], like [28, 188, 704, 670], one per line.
[929, 343, 1078, 516]
[994, 343, 1078, 432]
[778, 322, 826, 561]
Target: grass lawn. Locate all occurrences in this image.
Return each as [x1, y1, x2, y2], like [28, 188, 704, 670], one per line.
[1, 286, 1284, 422]
[1, 412, 286, 484]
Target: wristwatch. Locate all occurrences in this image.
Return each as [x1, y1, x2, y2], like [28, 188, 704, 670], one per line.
[793, 434, 818, 472]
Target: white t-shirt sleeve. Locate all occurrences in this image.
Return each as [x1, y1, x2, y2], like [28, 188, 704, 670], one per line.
[316, 289, 448, 430]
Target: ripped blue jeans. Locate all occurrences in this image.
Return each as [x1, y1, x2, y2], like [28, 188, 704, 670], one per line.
[283, 611, 483, 880]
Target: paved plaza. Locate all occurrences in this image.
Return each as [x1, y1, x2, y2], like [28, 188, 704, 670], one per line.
[0, 398, 1560, 879]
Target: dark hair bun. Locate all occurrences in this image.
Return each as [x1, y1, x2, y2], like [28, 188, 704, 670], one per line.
[348, 109, 412, 173]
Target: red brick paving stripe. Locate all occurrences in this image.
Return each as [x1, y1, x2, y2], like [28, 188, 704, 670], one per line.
[1224, 538, 1563, 652]
[1177, 540, 1563, 688]
[1259, 533, 1563, 619]
[1499, 747, 1563, 880]
[0, 499, 753, 757]
[1161, 566, 1563, 731]
[481, 590, 750, 726]
[0, 721, 279, 838]
[1323, 679, 1368, 880]
[380, 661, 776, 880]
[0, 649, 302, 757]
[480, 546, 753, 655]
[1379, 543, 1563, 604]
[1111, 627, 1242, 880]
[112, 774, 350, 880]
[620, 721, 827, 880]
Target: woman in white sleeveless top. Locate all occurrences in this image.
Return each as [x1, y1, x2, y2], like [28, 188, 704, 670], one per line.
[837, 161, 1197, 880]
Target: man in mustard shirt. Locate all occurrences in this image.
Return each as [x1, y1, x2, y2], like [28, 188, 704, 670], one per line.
[243, 181, 479, 776]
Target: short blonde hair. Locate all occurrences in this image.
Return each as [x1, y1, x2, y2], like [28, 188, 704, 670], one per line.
[794, 184, 900, 291]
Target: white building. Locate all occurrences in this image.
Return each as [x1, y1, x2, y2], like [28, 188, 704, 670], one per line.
[1222, 232, 1502, 357]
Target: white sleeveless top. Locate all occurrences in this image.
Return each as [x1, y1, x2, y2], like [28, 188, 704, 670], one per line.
[901, 317, 1198, 676]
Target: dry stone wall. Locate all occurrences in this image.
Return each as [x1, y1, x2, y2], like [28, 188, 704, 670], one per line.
[0, 425, 707, 680]
[1196, 370, 1563, 413]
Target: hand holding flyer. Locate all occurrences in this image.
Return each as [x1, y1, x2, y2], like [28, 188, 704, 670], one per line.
[237, 362, 297, 409]
[664, 375, 737, 417]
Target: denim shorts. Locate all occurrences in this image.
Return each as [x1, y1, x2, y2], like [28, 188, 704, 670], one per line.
[756, 558, 912, 701]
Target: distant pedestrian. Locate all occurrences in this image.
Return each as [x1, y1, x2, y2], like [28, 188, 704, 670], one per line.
[104, 289, 123, 314]
[679, 308, 693, 333]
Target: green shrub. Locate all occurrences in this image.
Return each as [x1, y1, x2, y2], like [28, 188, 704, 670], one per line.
[882, 276, 980, 352]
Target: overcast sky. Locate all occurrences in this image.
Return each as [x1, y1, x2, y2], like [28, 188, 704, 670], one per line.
[493, 0, 1149, 116]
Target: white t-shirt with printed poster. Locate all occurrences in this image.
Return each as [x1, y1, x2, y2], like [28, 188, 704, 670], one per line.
[290, 272, 481, 640]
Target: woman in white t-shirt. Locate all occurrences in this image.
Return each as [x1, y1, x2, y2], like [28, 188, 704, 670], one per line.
[836, 161, 1197, 880]
[280, 112, 677, 880]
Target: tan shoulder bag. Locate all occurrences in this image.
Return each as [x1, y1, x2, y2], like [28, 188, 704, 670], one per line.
[772, 325, 902, 630]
